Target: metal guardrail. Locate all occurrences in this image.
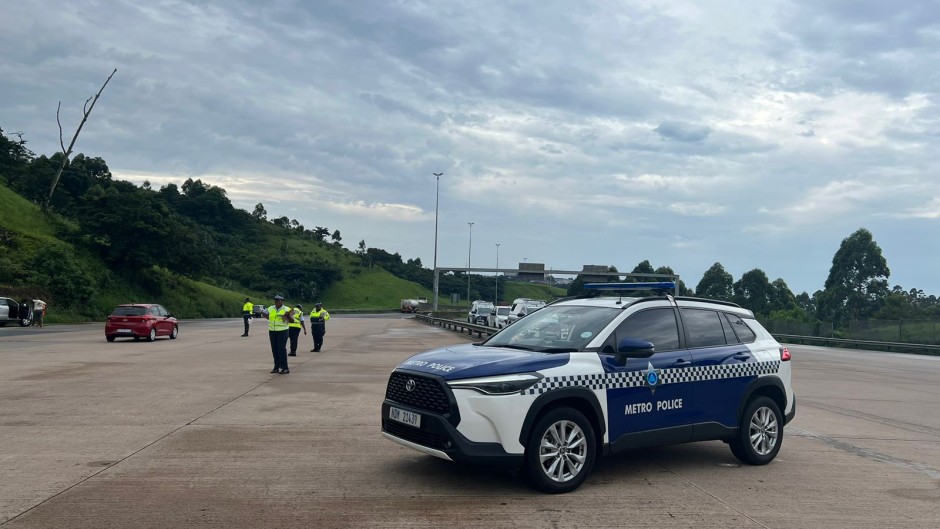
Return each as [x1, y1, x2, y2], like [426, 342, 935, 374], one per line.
[414, 313, 498, 339]
[411, 315, 940, 356]
[772, 334, 940, 355]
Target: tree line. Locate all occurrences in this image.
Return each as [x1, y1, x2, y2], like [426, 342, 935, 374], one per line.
[3, 126, 938, 329]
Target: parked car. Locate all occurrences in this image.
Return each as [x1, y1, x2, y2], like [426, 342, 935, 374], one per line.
[382, 283, 795, 493]
[487, 305, 511, 328]
[507, 299, 546, 325]
[0, 297, 33, 327]
[467, 300, 494, 325]
[252, 304, 265, 318]
[105, 304, 178, 342]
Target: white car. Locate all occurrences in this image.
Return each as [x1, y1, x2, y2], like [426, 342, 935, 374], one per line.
[467, 300, 494, 325]
[487, 305, 511, 328]
[0, 297, 33, 327]
[382, 282, 795, 493]
[507, 299, 546, 325]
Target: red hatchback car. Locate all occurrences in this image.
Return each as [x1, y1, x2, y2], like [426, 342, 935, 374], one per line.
[105, 304, 178, 342]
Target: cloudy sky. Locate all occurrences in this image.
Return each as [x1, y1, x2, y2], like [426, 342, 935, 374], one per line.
[3, 0, 939, 296]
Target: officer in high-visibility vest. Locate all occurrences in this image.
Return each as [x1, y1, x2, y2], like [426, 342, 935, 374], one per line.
[309, 302, 330, 352]
[263, 294, 293, 374]
[287, 303, 307, 356]
[241, 297, 253, 337]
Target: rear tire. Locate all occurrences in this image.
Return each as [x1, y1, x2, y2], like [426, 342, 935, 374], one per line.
[730, 396, 783, 465]
[147, 327, 156, 342]
[106, 335, 116, 342]
[525, 407, 596, 493]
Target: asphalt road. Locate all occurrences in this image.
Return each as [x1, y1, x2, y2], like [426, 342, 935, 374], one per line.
[0, 317, 938, 528]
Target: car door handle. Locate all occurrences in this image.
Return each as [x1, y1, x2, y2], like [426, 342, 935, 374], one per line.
[733, 353, 751, 361]
[673, 358, 691, 366]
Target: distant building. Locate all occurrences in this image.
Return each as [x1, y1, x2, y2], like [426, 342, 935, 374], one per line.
[518, 262, 546, 282]
[581, 265, 613, 283]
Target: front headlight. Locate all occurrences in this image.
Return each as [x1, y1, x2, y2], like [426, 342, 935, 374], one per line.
[447, 373, 544, 395]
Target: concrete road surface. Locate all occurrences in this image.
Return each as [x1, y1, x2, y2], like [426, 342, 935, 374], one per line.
[0, 317, 938, 528]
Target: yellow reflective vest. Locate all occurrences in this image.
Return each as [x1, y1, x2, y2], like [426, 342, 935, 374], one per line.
[242, 301, 253, 314]
[288, 307, 304, 329]
[309, 308, 330, 325]
[267, 305, 291, 331]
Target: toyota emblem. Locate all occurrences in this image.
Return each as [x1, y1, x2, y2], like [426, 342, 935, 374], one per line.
[405, 379, 416, 392]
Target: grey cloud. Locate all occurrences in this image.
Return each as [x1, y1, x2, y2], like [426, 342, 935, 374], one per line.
[654, 121, 712, 142]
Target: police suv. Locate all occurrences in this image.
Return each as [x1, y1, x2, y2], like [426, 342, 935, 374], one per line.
[381, 283, 795, 493]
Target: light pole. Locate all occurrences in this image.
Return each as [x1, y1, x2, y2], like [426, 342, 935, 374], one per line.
[432, 172, 442, 310]
[467, 221, 474, 307]
[495, 243, 500, 305]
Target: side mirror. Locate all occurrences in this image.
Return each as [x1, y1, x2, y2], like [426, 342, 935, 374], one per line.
[617, 338, 655, 358]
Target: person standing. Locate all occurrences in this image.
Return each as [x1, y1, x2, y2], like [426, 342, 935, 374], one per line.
[287, 303, 306, 356]
[33, 300, 46, 328]
[263, 294, 293, 374]
[309, 302, 330, 352]
[241, 297, 253, 337]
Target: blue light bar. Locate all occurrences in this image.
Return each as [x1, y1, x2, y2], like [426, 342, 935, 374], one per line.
[583, 282, 676, 291]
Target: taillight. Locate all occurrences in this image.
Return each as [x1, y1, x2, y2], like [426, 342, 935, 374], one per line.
[780, 346, 791, 361]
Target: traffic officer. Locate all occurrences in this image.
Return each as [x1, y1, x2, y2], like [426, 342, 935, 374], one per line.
[263, 294, 293, 374]
[309, 302, 330, 352]
[241, 297, 253, 337]
[287, 303, 307, 356]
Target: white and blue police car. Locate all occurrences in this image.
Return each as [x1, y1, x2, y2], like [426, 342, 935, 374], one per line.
[381, 283, 795, 493]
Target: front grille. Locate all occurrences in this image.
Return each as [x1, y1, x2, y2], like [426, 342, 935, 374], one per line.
[386, 372, 450, 414]
[383, 419, 448, 449]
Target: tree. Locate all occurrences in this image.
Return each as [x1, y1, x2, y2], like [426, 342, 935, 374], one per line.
[252, 203, 267, 220]
[27, 243, 96, 308]
[44, 68, 117, 211]
[696, 262, 734, 301]
[817, 228, 890, 328]
[767, 278, 797, 312]
[627, 260, 654, 282]
[733, 268, 772, 316]
[356, 240, 371, 267]
[312, 226, 329, 241]
[331, 229, 342, 245]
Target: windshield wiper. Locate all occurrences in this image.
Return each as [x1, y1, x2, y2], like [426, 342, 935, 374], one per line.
[489, 344, 537, 351]
[533, 347, 579, 353]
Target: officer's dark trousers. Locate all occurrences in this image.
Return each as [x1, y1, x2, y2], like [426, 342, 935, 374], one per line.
[269, 330, 289, 370]
[243, 314, 251, 335]
[312, 325, 325, 351]
[288, 327, 301, 354]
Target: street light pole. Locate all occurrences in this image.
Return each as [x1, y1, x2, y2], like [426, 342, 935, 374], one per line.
[432, 172, 442, 310]
[495, 243, 500, 305]
[467, 221, 474, 307]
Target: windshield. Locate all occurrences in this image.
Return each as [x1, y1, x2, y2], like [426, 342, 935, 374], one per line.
[485, 305, 619, 352]
[497, 307, 510, 315]
[112, 306, 147, 316]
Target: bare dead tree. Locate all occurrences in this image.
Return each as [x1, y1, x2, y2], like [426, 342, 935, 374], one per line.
[43, 68, 117, 211]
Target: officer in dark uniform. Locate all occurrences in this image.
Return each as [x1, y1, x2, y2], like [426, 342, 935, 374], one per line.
[263, 294, 293, 374]
[309, 302, 330, 352]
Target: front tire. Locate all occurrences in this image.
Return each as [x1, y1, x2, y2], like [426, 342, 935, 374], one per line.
[525, 407, 596, 493]
[170, 325, 178, 339]
[730, 396, 783, 465]
[146, 327, 156, 342]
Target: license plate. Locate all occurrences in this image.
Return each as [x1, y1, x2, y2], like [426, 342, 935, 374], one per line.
[388, 406, 421, 428]
[116, 329, 132, 333]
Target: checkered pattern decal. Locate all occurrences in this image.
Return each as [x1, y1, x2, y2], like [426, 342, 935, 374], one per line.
[525, 360, 781, 395]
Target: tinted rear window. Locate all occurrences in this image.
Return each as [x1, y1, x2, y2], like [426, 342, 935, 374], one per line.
[112, 306, 147, 316]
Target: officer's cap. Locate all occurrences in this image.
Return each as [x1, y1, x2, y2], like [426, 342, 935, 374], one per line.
[274, 294, 284, 300]
[315, 301, 322, 306]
